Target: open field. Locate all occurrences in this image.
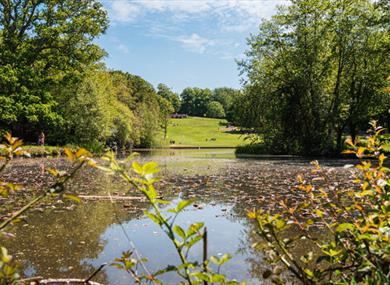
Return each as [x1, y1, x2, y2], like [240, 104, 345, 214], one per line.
[166, 117, 245, 147]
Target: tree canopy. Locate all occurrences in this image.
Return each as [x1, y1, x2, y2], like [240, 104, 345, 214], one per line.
[157, 84, 181, 113]
[0, 0, 108, 140]
[238, 0, 390, 155]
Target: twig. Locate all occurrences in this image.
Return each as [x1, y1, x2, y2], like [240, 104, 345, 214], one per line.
[84, 263, 107, 283]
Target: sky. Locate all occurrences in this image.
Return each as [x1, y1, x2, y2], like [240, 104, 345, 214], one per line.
[98, 0, 289, 92]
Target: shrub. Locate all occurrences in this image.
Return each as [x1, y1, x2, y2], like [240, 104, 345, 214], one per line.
[248, 121, 389, 284]
[206, 101, 226, 119]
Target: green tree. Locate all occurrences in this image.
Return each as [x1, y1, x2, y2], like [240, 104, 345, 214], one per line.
[0, 0, 108, 140]
[61, 69, 134, 150]
[110, 71, 162, 148]
[157, 97, 174, 141]
[239, 0, 389, 155]
[179, 87, 212, 117]
[206, 101, 225, 118]
[157, 83, 181, 113]
[211, 87, 241, 121]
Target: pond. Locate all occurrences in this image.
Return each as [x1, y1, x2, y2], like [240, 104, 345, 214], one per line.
[1, 149, 356, 284]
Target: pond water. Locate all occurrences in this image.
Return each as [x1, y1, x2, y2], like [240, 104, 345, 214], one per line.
[1, 149, 356, 284]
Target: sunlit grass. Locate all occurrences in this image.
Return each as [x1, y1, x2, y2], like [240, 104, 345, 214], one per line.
[165, 117, 245, 147]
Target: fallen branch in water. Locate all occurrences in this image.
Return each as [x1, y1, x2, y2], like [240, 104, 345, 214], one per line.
[78, 195, 144, 201]
[37, 278, 103, 285]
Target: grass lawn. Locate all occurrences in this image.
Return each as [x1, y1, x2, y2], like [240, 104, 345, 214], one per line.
[166, 117, 245, 147]
[22, 145, 64, 157]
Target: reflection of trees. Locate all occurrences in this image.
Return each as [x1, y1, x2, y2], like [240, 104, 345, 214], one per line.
[1, 171, 146, 284]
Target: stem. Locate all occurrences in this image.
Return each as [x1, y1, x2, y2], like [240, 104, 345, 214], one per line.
[256, 218, 304, 282]
[150, 201, 193, 285]
[0, 193, 45, 230]
[120, 170, 193, 284]
[0, 156, 11, 173]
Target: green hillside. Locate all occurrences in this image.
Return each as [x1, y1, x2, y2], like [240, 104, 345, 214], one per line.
[166, 117, 244, 147]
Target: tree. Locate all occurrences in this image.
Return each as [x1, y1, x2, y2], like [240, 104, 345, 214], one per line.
[179, 87, 212, 116]
[157, 83, 181, 113]
[211, 88, 240, 121]
[60, 68, 134, 150]
[206, 101, 225, 118]
[158, 97, 174, 141]
[0, 0, 108, 140]
[238, 0, 389, 155]
[110, 71, 163, 148]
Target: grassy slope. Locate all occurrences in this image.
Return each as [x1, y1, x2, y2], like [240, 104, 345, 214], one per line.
[166, 117, 244, 147]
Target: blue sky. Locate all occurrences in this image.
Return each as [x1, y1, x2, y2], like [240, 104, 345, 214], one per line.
[98, 0, 289, 92]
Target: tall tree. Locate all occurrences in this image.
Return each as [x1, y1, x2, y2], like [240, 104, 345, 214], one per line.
[157, 83, 181, 113]
[239, 0, 389, 155]
[212, 87, 241, 122]
[157, 97, 174, 141]
[179, 87, 212, 117]
[0, 0, 108, 139]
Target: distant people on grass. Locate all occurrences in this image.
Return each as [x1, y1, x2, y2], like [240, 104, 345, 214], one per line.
[38, 132, 45, 146]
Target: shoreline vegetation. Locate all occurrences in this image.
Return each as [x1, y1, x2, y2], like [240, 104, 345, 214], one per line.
[23, 116, 389, 158]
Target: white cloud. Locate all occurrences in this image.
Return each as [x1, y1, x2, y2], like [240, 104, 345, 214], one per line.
[117, 44, 129, 54]
[111, 0, 140, 22]
[106, 0, 290, 55]
[175, 33, 215, 54]
[108, 0, 290, 25]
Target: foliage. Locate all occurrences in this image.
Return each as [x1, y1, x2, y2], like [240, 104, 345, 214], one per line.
[0, 247, 19, 285]
[211, 88, 241, 122]
[235, 143, 267, 156]
[111, 71, 164, 148]
[57, 68, 134, 149]
[99, 153, 245, 284]
[157, 84, 181, 113]
[248, 121, 390, 284]
[206, 101, 226, 119]
[158, 96, 174, 141]
[50, 68, 166, 149]
[238, 0, 390, 155]
[180, 88, 212, 117]
[0, 0, 108, 140]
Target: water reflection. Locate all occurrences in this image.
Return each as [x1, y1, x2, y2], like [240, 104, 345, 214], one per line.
[1, 149, 355, 284]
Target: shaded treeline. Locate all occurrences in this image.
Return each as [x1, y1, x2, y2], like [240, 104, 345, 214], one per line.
[236, 0, 389, 155]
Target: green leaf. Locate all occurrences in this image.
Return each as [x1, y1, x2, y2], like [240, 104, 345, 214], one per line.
[219, 253, 232, 265]
[177, 199, 193, 212]
[146, 185, 157, 201]
[210, 256, 219, 265]
[144, 210, 162, 225]
[336, 223, 354, 233]
[173, 225, 186, 240]
[187, 222, 204, 237]
[211, 273, 226, 283]
[63, 194, 81, 203]
[210, 254, 232, 266]
[132, 161, 143, 175]
[185, 235, 203, 248]
[275, 219, 286, 230]
[143, 161, 160, 175]
[304, 268, 314, 278]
